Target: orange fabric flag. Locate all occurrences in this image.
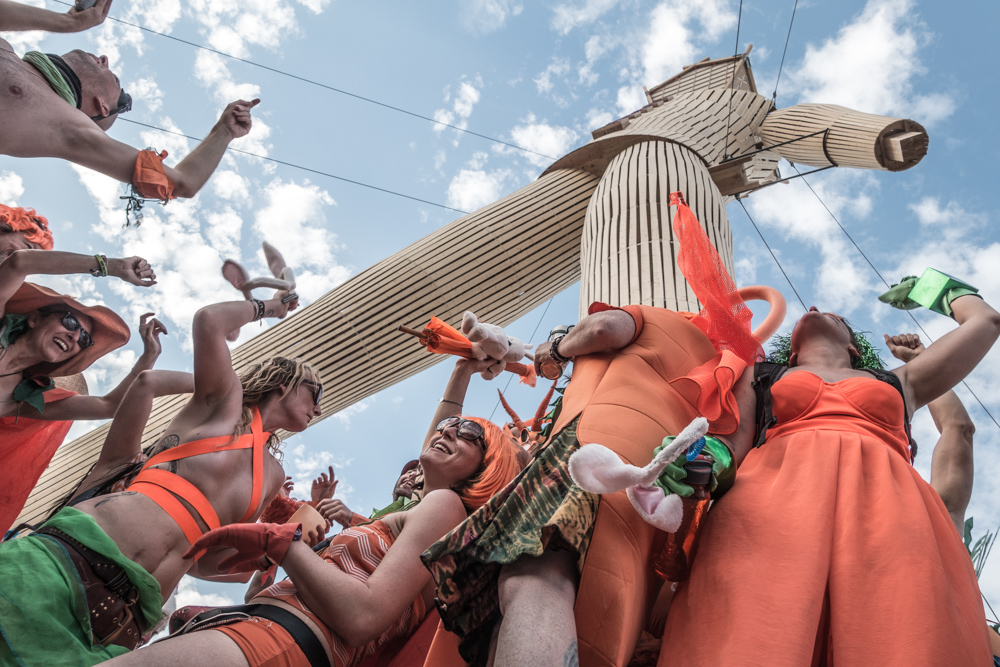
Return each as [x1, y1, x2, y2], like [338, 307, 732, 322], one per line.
[131, 149, 176, 201]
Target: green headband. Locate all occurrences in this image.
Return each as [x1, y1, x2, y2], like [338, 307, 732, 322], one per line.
[765, 321, 885, 371]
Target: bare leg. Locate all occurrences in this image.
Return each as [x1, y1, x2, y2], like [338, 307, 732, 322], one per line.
[494, 549, 579, 667]
[100, 629, 249, 666]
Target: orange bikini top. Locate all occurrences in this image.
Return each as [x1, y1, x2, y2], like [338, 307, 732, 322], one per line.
[128, 407, 269, 554]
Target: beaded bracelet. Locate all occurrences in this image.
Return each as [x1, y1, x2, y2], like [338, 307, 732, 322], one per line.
[251, 298, 266, 322]
[89, 254, 108, 277]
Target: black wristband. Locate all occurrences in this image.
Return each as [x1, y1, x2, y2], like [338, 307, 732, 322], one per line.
[550, 335, 571, 364]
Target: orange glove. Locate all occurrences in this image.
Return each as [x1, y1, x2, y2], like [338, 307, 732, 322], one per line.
[183, 522, 302, 573]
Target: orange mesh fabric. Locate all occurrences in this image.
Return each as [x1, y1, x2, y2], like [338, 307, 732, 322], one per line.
[0, 204, 54, 250]
[457, 417, 523, 513]
[132, 150, 176, 201]
[666, 191, 762, 434]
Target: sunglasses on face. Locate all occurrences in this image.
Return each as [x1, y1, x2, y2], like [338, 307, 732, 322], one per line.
[435, 417, 487, 452]
[90, 89, 132, 122]
[57, 312, 93, 349]
[301, 379, 323, 406]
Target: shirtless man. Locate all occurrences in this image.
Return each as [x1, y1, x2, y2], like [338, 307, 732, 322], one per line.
[0, 0, 259, 200]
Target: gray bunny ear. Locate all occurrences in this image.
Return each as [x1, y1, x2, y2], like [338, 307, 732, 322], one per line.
[262, 242, 288, 279]
[222, 260, 250, 291]
[279, 266, 296, 290]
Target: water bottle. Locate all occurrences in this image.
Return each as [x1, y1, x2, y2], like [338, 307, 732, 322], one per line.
[651, 457, 713, 581]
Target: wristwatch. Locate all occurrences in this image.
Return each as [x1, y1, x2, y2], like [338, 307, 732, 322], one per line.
[549, 335, 570, 364]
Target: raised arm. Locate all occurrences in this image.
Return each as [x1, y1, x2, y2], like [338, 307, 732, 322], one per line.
[421, 357, 498, 451]
[0, 0, 110, 33]
[0, 249, 154, 316]
[532, 309, 637, 379]
[893, 297, 1000, 411]
[281, 489, 468, 645]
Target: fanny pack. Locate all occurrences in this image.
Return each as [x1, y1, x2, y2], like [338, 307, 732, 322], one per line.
[35, 526, 147, 650]
[167, 602, 330, 667]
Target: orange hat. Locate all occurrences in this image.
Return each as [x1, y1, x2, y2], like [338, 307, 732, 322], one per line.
[457, 416, 525, 513]
[5, 282, 130, 377]
[0, 205, 54, 250]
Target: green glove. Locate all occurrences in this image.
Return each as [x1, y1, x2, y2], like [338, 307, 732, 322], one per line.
[878, 276, 920, 310]
[880, 268, 980, 318]
[651, 435, 735, 498]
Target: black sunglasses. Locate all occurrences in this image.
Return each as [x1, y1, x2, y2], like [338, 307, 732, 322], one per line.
[90, 89, 132, 122]
[301, 379, 323, 406]
[58, 312, 94, 349]
[435, 417, 487, 452]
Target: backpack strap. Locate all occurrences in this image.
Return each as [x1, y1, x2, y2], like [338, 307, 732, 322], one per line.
[863, 368, 918, 462]
[751, 362, 788, 448]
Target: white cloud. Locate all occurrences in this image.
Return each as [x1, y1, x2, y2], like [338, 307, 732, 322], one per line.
[460, 0, 524, 34]
[908, 197, 986, 228]
[508, 114, 580, 168]
[288, 443, 354, 501]
[331, 397, 373, 428]
[578, 35, 610, 86]
[788, 0, 954, 125]
[585, 108, 614, 130]
[0, 171, 25, 205]
[551, 0, 621, 35]
[535, 58, 570, 94]
[129, 77, 164, 114]
[212, 171, 252, 203]
[445, 157, 513, 213]
[433, 77, 483, 145]
[175, 576, 235, 607]
[0, 0, 48, 53]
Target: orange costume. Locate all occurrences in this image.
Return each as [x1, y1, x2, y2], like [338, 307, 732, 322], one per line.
[659, 370, 993, 666]
[213, 519, 427, 667]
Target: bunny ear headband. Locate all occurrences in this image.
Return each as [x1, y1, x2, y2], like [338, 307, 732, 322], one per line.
[221, 242, 297, 341]
[567, 417, 709, 533]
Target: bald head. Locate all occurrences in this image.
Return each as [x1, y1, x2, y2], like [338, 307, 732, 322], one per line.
[60, 50, 123, 128]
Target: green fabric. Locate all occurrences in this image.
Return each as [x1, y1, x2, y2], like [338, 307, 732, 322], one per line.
[0, 507, 163, 666]
[0, 314, 29, 349]
[878, 275, 920, 310]
[369, 496, 415, 520]
[651, 435, 734, 497]
[21, 52, 76, 106]
[1, 315, 54, 414]
[880, 269, 980, 317]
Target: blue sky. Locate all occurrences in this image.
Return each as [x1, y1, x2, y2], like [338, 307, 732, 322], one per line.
[4, 0, 1000, 616]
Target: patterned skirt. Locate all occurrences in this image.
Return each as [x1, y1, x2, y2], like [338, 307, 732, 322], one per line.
[420, 416, 598, 666]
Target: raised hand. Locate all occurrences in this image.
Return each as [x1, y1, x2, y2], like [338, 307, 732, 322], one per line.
[316, 498, 354, 529]
[217, 99, 261, 140]
[884, 333, 925, 363]
[281, 475, 294, 497]
[137, 312, 167, 364]
[311, 466, 338, 503]
[67, 0, 112, 31]
[109, 256, 156, 286]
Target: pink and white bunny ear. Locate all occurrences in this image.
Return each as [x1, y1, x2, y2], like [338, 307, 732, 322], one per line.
[627, 485, 683, 532]
[262, 242, 288, 281]
[222, 260, 250, 293]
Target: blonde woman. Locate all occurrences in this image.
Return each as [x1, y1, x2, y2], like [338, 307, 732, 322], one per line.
[0, 293, 322, 666]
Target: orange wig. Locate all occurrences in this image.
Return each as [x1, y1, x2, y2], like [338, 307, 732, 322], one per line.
[456, 416, 524, 513]
[0, 205, 54, 250]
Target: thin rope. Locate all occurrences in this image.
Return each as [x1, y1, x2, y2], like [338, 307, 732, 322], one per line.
[722, 0, 745, 160]
[772, 0, 800, 102]
[488, 296, 555, 421]
[51, 0, 556, 161]
[120, 118, 468, 214]
[738, 199, 808, 312]
[791, 166, 1000, 432]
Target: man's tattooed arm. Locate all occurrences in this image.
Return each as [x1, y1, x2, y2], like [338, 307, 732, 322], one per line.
[563, 640, 579, 667]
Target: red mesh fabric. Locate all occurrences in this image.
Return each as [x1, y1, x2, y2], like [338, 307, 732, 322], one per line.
[666, 192, 762, 434]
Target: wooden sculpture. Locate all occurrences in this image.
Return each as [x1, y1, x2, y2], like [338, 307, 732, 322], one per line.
[16, 46, 928, 541]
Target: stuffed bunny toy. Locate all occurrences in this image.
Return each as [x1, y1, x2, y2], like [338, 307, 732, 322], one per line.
[461, 311, 532, 380]
[221, 242, 296, 341]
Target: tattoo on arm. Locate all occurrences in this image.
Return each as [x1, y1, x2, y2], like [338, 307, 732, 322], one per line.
[94, 491, 137, 508]
[563, 640, 579, 667]
[264, 309, 274, 317]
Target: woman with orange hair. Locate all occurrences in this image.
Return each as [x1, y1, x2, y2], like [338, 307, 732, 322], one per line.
[0, 204, 55, 260]
[106, 357, 525, 667]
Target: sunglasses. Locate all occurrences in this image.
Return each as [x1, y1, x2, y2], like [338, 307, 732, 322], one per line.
[57, 312, 94, 349]
[435, 417, 487, 452]
[301, 379, 323, 406]
[90, 89, 132, 122]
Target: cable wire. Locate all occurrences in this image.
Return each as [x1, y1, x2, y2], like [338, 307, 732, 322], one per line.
[722, 0, 745, 160]
[120, 118, 468, 214]
[737, 199, 808, 312]
[488, 296, 555, 421]
[51, 0, 557, 162]
[772, 0, 800, 102]
[790, 165, 1000, 432]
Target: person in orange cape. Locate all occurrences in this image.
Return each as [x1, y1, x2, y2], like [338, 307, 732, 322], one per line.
[658, 283, 1000, 664]
[0, 244, 164, 534]
[0, 1, 259, 204]
[417, 194, 774, 667]
[101, 356, 524, 667]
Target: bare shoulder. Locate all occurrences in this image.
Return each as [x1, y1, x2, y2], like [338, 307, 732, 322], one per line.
[404, 490, 467, 531]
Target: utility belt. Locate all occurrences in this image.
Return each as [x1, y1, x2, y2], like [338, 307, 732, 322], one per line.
[167, 602, 330, 667]
[34, 526, 147, 650]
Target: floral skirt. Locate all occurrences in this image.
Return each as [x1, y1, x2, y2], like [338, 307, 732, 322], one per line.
[420, 416, 598, 666]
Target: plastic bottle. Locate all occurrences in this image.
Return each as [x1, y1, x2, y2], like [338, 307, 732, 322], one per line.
[651, 457, 713, 581]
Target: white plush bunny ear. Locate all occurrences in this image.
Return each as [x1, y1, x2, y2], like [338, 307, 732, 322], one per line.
[262, 242, 287, 280]
[627, 486, 683, 532]
[461, 311, 478, 336]
[241, 276, 293, 294]
[222, 260, 249, 292]
[279, 266, 296, 291]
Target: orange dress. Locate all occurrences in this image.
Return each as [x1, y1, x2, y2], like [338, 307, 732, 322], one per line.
[659, 371, 992, 666]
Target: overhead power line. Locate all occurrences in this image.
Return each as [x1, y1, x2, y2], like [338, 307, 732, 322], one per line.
[121, 118, 469, 214]
[52, 0, 556, 162]
[773, 0, 800, 102]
